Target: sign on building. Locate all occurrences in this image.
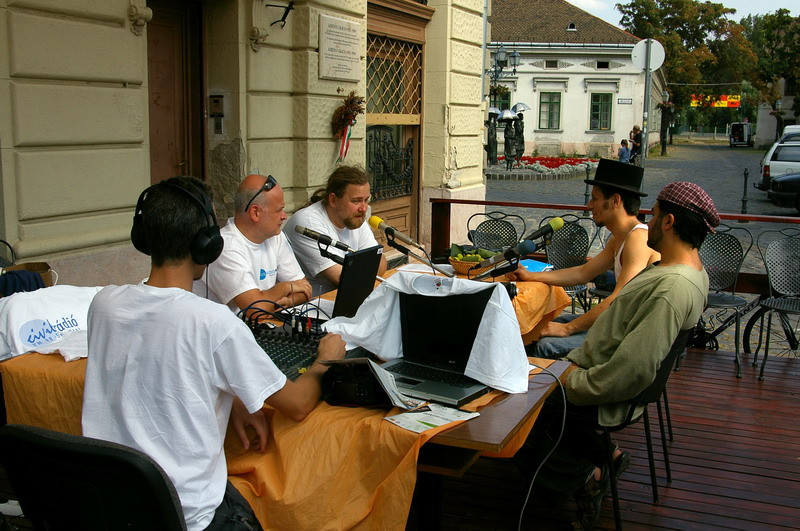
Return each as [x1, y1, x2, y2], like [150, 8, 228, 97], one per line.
[690, 94, 741, 108]
[319, 14, 362, 82]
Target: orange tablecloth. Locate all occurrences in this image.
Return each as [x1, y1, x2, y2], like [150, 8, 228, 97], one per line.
[0, 285, 568, 529]
[514, 282, 571, 344]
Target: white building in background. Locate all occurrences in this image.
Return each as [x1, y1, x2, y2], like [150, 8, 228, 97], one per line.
[489, 0, 667, 158]
[754, 78, 798, 148]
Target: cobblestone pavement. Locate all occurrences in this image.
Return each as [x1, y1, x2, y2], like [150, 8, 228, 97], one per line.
[484, 142, 800, 356]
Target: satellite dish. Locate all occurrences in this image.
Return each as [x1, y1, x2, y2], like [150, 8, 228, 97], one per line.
[631, 39, 665, 71]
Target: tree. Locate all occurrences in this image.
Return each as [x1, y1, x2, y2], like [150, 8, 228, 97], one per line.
[741, 10, 800, 139]
[616, 0, 756, 131]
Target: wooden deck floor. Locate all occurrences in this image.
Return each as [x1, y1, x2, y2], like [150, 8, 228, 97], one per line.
[409, 348, 800, 530]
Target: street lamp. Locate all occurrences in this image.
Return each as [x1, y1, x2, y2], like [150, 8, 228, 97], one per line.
[486, 45, 521, 167]
[488, 45, 521, 84]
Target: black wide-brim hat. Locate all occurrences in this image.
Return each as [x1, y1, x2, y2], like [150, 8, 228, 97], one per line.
[584, 158, 647, 197]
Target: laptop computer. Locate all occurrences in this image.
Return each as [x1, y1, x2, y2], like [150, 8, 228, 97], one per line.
[330, 245, 383, 318]
[291, 245, 383, 325]
[380, 287, 493, 406]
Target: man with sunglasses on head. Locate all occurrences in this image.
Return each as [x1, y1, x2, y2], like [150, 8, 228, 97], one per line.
[195, 174, 312, 317]
[283, 165, 387, 296]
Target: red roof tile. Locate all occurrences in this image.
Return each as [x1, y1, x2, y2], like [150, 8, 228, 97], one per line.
[490, 0, 640, 45]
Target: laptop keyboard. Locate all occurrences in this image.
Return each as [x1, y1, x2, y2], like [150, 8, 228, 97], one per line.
[389, 361, 477, 388]
[248, 322, 322, 381]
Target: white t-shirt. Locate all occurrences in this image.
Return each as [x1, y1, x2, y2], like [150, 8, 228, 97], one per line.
[0, 285, 103, 360]
[283, 201, 380, 296]
[194, 218, 305, 312]
[82, 284, 286, 531]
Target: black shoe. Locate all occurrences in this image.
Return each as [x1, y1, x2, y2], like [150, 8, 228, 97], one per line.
[572, 466, 609, 530]
[614, 451, 631, 482]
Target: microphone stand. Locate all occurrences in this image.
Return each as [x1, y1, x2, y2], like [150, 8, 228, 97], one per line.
[317, 244, 344, 265]
[318, 243, 385, 283]
[472, 255, 521, 281]
[385, 235, 454, 278]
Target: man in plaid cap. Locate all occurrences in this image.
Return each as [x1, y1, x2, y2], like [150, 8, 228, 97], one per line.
[515, 181, 717, 529]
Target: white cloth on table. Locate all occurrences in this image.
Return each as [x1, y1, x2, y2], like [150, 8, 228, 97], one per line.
[323, 271, 530, 394]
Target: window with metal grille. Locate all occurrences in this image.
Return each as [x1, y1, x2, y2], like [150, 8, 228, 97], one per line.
[590, 93, 612, 130]
[366, 35, 422, 116]
[539, 92, 561, 129]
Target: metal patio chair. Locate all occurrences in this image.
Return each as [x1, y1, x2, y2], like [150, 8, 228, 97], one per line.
[467, 211, 526, 252]
[540, 214, 592, 313]
[750, 228, 800, 380]
[601, 329, 691, 530]
[698, 224, 754, 378]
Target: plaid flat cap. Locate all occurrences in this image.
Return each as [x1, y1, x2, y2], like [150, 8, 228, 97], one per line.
[657, 181, 720, 232]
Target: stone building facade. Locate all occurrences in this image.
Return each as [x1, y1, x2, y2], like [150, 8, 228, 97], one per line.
[0, 0, 486, 285]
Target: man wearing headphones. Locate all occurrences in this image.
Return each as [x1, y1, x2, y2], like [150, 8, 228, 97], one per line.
[283, 165, 387, 296]
[195, 174, 313, 317]
[82, 176, 346, 530]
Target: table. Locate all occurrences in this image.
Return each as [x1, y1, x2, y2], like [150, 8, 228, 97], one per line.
[0, 281, 570, 529]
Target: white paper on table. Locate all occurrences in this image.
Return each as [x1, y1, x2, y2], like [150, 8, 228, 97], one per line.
[384, 403, 480, 433]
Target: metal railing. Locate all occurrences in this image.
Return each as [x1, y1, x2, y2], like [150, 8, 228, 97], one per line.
[430, 197, 800, 296]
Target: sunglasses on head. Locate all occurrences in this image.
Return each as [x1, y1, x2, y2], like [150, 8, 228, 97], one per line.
[243, 175, 277, 212]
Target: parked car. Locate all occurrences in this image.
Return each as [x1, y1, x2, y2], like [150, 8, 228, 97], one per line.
[729, 122, 754, 147]
[768, 172, 800, 213]
[778, 131, 800, 143]
[755, 142, 800, 191]
[783, 125, 800, 136]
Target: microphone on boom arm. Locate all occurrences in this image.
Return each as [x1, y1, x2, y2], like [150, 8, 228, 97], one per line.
[294, 225, 355, 254]
[368, 216, 423, 249]
[521, 216, 565, 243]
[474, 239, 538, 270]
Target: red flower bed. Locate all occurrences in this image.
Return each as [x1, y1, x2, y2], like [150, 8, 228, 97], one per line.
[497, 156, 598, 168]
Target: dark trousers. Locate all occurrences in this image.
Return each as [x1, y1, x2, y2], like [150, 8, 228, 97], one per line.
[206, 481, 263, 531]
[513, 390, 605, 495]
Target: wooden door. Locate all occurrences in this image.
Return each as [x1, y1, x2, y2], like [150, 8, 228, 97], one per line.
[147, 1, 203, 184]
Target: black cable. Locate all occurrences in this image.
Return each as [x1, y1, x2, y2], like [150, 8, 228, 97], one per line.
[517, 364, 567, 531]
[239, 299, 293, 332]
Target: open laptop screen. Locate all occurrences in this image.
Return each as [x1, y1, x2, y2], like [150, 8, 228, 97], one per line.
[331, 245, 383, 318]
[398, 287, 494, 372]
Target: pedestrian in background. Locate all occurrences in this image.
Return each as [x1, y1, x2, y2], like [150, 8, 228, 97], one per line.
[618, 139, 631, 163]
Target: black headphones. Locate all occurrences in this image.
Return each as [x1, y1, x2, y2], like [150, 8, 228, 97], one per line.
[131, 180, 224, 265]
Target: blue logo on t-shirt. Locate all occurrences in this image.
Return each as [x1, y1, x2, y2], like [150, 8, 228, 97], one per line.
[19, 317, 79, 348]
[259, 269, 267, 280]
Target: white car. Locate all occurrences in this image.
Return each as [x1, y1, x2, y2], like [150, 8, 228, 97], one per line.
[755, 141, 800, 191]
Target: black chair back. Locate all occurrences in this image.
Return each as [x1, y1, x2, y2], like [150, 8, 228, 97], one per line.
[0, 424, 187, 530]
[627, 328, 692, 415]
[467, 211, 526, 252]
[699, 224, 752, 294]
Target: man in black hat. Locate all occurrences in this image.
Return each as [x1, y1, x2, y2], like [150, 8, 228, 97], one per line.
[508, 158, 660, 359]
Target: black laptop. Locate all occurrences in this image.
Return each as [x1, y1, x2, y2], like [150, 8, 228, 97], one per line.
[380, 287, 494, 406]
[330, 245, 383, 318]
[294, 245, 383, 325]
